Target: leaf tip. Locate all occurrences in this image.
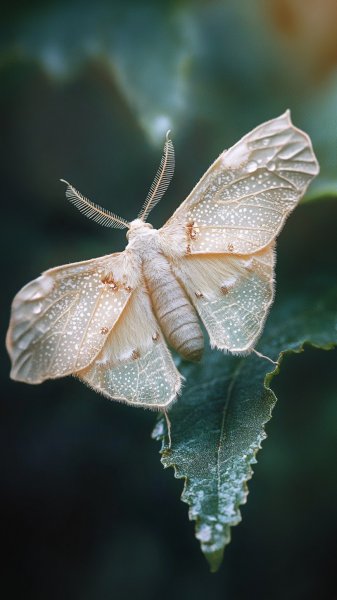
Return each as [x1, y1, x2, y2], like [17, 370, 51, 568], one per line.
[205, 548, 225, 573]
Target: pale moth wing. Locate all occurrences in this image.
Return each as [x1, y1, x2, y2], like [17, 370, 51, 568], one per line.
[6, 112, 319, 408]
[78, 287, 182, 408]
[160, 110, 319, 354]
[161, 110, 319, 254]
[6, 252, 138, 383]
[172, 245, 275, 354]
[6, 134, 182, 409]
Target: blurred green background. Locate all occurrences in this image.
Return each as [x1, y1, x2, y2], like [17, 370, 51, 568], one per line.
[1, 1, 337, 598]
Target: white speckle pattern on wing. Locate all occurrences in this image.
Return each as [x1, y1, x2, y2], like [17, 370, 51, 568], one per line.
[174, 246, 275, 353]
[163, 111, 319, 254]
[7, 252, 138, 383]
[78, 288, 181, 409]
[5, 112, 319, 405]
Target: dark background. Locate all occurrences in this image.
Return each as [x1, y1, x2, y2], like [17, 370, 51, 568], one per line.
[1, 1, 337, 598]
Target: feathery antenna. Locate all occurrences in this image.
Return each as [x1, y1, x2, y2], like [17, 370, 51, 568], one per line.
[138, 130, 175, 221]
[61, 180, 129, 229]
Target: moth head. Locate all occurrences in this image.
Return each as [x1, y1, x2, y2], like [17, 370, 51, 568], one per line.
[60, 131, 175, 231]
[126, 219, 153, 240]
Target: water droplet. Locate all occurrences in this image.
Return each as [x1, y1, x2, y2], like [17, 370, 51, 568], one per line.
[18, 338, 30, 351]
[196, 524, 212, 542]
[262, 138, 270, 146]
[222, 276, 236, 289]
[246, 160, 257, 173]
[33, 303, 43, 314]
[242, 258, 254, 271]
[152, 420, 165, 438]
[36, 321, 49, 334]
[31, 291, 44, 300]
[268, 161, 276, 171]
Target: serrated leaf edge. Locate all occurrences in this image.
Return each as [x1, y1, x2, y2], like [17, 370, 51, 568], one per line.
[153, 339, 337, 572]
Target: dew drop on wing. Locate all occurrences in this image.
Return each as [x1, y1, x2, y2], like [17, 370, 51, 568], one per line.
[32, 303, 43, 314]
[246, 160, 258, 173]
[17, 338, 30, 351]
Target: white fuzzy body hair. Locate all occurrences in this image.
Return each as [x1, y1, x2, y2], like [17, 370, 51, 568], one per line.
[127, 220, 204, 361]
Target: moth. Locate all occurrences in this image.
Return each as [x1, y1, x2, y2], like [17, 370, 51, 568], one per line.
[6, 111, 319, 410]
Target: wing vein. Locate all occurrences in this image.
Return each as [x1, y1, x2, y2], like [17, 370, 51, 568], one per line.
[74, 287, 107, 368]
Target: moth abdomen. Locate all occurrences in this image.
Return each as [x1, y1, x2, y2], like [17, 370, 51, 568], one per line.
[143, 255, 204, 362]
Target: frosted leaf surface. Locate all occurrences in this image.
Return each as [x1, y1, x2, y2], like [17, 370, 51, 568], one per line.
[153, 270, 337, 571]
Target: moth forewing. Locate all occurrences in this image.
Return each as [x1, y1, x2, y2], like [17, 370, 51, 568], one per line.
[6, 252, 139, 384]
[161, 110, 319, 255]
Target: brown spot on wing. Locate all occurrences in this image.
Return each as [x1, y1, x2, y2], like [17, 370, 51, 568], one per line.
[101, 274, 119, 289]
[186, 221, 198, 241]
[221, 285, 230, 295]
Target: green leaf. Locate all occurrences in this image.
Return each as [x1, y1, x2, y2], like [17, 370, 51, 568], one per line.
[152, 253, 337, 572]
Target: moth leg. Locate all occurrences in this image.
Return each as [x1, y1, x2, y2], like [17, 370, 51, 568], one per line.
[163, 409, 172, 449]
[253, 349, 278, 365]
